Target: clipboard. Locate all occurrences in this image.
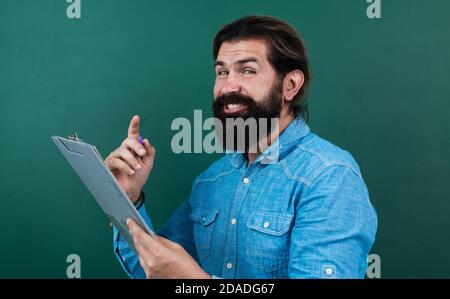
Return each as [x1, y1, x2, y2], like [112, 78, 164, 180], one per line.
[51, 133, 155, 253]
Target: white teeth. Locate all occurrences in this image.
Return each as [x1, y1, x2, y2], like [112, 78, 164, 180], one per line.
[226, 104, 243, 110]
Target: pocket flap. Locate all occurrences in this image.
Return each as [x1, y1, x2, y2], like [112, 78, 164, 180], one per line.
[190, 208, 219, 226]
[247, 211, 293, 236]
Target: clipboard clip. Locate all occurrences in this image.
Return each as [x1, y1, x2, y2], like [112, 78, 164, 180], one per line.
[68, 132, 84, 142]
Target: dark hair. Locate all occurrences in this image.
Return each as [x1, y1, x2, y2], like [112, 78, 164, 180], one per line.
[213, 15, 311, 119]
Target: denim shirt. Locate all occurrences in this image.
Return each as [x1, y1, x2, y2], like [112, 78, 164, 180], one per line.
[113, 117, 377, 279]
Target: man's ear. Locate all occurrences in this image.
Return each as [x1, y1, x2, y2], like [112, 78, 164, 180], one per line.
[283, 70, 304, 102]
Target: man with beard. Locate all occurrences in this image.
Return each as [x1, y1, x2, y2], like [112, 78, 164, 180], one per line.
[105, 16, 377, 279]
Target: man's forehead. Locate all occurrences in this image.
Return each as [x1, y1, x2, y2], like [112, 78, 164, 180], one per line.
[216, 40, 268, 65]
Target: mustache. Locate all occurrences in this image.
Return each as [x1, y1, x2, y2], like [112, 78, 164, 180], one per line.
[213, 92, 255, 107]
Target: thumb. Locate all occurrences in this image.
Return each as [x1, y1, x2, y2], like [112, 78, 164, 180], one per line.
[142, 138, 156, 167]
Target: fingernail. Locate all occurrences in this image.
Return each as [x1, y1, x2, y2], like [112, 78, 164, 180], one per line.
[136, 164, 141, 170]
[140, 150, 146, 156]
[129, 170, 135, 175]
[126, 219, 130, 225]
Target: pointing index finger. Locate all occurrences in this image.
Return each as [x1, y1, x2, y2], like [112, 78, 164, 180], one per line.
[128, 115, 140, 140]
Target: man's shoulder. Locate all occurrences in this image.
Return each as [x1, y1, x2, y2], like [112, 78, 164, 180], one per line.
[281, 131, 363, 185]
[298, 132, 360, 169]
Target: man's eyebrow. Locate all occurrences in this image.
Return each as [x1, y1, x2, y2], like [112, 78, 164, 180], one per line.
[214, 58, 260, 69]
[214, 60, 225, 68]
[235, 58, 259, 65]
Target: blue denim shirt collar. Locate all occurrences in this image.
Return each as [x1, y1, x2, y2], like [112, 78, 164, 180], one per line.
[227, 116, 310, 168]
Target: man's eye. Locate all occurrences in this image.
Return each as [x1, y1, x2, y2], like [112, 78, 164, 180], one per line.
[217, 70, 228, 76]
[243, 69, 256, 75]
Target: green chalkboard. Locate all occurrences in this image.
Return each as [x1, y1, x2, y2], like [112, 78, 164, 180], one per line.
[0, 0, 449, 278]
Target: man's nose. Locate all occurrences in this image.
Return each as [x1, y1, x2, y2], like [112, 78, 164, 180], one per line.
[220, 74, 242, 95]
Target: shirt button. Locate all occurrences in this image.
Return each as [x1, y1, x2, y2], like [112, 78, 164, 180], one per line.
[243, 177, 250, 184]
[325, 268, 333, 275]
[226, 263, 233, 269]
[231, 218, 237, 225]
[263, 221, 270, 228]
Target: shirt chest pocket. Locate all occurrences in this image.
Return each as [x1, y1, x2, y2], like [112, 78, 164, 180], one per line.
[190, 208, 219, 261]
[246, 211, 293, 272]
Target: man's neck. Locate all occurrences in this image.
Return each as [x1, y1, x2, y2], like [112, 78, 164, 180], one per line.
[246, 114, 295, 164]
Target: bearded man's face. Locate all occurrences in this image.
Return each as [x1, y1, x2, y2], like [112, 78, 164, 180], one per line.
[212, 40, 284, 152]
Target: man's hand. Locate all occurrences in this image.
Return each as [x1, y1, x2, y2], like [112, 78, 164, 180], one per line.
[104, 115, 155, 203]
[127, 218, 211, 279]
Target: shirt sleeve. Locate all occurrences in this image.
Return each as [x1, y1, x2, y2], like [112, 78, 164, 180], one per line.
[113, 200, 153, 279]
[288, 165, 378, 279]
[113, 195, 200, 278]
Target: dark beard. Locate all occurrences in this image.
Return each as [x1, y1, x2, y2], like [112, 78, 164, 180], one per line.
[212, 78, 283, 153]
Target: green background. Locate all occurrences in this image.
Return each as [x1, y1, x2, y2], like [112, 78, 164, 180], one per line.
[0, 0, 449, 278]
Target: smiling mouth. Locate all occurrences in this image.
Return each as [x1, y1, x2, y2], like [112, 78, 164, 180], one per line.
[223, 103, 248, 114]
